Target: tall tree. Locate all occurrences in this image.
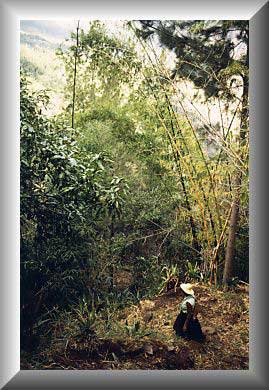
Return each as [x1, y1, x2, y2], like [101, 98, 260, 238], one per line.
[135, 20, 249, 284]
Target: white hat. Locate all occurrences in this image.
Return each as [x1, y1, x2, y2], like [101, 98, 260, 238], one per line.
[180, 283, 195, 296]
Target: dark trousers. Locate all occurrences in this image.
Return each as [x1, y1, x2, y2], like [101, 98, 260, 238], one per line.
[173, 312, 205, 342]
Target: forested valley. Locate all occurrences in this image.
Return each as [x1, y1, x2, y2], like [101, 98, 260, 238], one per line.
[20, 20, 249, 370]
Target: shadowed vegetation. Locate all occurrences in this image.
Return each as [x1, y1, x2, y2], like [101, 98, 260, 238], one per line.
[20, 20, 249, 370]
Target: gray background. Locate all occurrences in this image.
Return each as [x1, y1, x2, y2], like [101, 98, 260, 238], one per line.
[0, 0, 268, 388]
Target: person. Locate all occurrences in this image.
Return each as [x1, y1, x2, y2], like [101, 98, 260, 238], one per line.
[173, 283, 205, 342]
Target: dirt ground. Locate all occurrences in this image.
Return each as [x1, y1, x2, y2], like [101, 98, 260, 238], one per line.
[22, 283, 248, 370]
[111, 283, 249, 370]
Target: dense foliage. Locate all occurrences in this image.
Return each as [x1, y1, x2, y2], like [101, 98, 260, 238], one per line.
[20, 20, 249, 363]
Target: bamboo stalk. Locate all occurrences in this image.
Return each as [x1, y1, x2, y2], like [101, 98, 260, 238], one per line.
[71, 20, 80, 129]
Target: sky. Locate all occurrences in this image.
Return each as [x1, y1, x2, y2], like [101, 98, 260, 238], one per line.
[20, 20, 126, 43]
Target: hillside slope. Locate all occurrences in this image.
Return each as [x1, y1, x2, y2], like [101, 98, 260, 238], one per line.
[21, 284, 249, 370]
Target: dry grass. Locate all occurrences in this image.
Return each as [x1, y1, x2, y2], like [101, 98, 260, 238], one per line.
[21, 283, 249, 370]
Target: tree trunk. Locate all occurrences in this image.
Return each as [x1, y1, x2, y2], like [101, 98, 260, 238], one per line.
[222, 174, 241, 284]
